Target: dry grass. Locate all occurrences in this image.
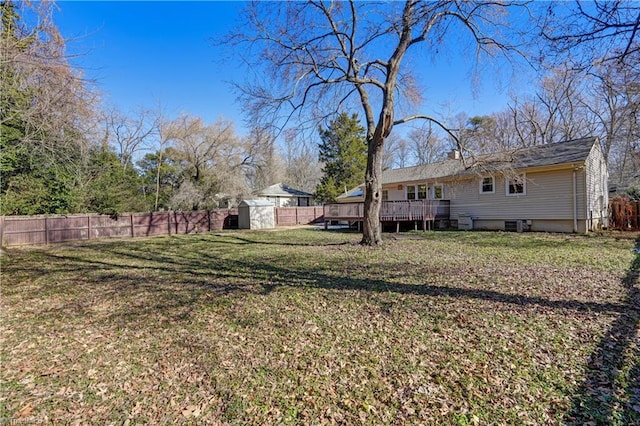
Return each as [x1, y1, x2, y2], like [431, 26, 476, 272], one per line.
[1, 229, 638, 425]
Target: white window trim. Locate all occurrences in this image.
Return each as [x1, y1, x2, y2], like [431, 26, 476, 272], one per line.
[432, 184, 444, 200]
[480, 176, 495, 194]
[417, 184, 428, 200]
[505, 174, 526, 196]
[406, 185, 416, 200]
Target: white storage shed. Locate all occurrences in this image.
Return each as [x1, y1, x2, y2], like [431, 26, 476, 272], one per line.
[238, 200, 275, 230]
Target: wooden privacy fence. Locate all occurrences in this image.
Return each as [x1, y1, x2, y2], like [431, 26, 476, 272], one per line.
[0, 206, 324, 247]
[275, 206, 324, 226]
[609, 198, 640, 230]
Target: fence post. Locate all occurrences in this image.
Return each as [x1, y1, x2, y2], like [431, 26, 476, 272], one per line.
[130, 214, 134, 238]
[44, 216, 49, 245]
[0, 216, 4, 247]
[87, 215, 91, 240]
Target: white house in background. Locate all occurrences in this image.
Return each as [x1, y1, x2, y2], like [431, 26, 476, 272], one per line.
[337, 137, 609, 233]
[256, 183, 314, 207]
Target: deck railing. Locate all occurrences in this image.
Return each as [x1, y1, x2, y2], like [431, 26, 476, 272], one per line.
[324, 200, 450, 222]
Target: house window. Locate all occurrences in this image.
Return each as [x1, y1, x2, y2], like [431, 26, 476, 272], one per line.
[382, 189, 388, 201]
[417, 184, 427, 199]
[480, 176, 494, 194]
[433, 185, 444, 200]
[407, 185, 416, 200]
[506, 174, 526, 196]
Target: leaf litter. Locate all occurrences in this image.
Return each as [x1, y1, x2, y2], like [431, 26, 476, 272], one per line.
[1, 230, 638, 424]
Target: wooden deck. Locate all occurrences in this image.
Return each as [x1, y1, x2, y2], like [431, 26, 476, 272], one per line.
[323, 200, 450, 230]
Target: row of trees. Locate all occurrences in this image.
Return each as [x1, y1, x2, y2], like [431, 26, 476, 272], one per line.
[2, 1, 638, 242]
[1, 1, 324, 216]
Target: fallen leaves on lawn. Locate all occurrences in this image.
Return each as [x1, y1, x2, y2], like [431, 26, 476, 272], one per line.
[1, 230, 638, 424]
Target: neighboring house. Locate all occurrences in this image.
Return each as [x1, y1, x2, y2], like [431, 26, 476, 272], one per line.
[336, 137, 609, 233]
[256, 183, 315, 207]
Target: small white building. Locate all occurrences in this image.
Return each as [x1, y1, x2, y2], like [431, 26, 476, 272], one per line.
[256, 183, 314, 207]
[238, 200, 275, 230]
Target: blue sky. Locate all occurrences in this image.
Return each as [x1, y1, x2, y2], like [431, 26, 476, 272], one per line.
[56, 1, 247, 127]
[55, 1, 525, 137]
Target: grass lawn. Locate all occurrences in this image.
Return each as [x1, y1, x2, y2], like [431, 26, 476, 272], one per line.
[1, 229, 639, 425]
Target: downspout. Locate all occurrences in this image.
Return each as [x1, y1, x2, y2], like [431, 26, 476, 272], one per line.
[573, 168, 578, 233]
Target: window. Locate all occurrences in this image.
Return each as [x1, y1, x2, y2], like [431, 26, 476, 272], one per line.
[407, 185, 416, 200]
[480, 176, 494, 194]
[417, 184, 427, 199]
[506, 174, 526, 196]
[382, 189, 388, 201]
[433, 185, 444, 199]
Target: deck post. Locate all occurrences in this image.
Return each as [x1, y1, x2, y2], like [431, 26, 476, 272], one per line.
[396, 221, 399, 233]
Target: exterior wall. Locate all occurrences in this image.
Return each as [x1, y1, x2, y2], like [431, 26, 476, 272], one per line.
[585, 143, 609, 230]
[342, 149, 606, 234]
[261, 195, 313, 207]
[446, 169, 585, 227]
[471, 219, 581, 233]
[384, 186, 405, 201]
[382, 183, 446, 201]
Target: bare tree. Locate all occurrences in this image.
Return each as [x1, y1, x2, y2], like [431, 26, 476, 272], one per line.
[167, 115, 251, 210]
[1, 0, 97, 170]
[242, 126, 284, 192]
[541, 1, 640, 67]
[104, 106, 158, 170]
[383, 133, 410, 169]
[506, 66, 591, 147]
[229, 0, 528, 245]
[282, 129, 322, 194]
[408, 123, 446, 164]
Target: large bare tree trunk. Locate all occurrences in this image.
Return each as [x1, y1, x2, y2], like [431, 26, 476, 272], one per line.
[361, 133, 385, 245]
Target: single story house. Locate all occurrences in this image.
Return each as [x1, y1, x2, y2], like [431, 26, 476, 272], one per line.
[256, 183, 314, 207]
[336, 137, 608, 233]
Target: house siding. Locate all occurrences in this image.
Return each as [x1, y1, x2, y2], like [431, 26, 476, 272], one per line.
[584, 143, 609, 230]
[337, 139, 608, 233]
[448, 169, 580, 219]
[442, 169, 590, 232]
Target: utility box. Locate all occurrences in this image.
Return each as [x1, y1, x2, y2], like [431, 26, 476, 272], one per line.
[238, 200, 275, 230]
[458, 214, 473, 231]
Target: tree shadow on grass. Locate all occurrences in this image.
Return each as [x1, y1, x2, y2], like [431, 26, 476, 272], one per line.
[5, 233, 639, 422]
[564, 237, 640, 425]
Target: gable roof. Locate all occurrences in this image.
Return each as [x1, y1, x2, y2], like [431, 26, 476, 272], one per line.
[381, 137, 598, 185]
[256, 183, 313, 198]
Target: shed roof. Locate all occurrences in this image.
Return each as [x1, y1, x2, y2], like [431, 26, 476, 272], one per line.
[256, 183, 313, 197]
[381, 137, 598, 185]
[239, 199, 275, 207]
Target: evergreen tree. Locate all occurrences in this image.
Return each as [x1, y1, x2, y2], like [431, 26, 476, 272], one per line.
[314, 112, 367, 203]
[1, 1, 95, 215]
[80, 146, 146, 215]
